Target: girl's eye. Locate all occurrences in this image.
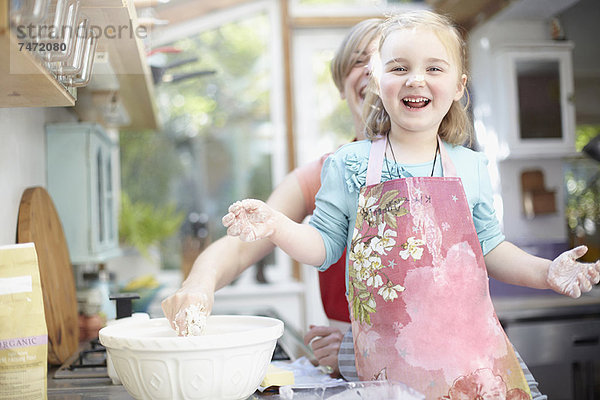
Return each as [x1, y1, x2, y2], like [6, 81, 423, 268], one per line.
[428, 66, 443, 72]
[391, 66, 407, 72]
[355, 59, 367, 67]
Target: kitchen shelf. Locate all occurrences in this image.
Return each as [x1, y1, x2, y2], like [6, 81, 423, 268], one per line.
[1, 0, 158, 129]
[0, 31, 76, 107]
[80, 0, 158, 129]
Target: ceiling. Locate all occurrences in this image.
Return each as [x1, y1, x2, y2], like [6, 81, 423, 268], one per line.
[152, 0, 580, 35]
[153, 0, 507, 31]
[425, 0, 513, 31]
[154, 0, 579, 40]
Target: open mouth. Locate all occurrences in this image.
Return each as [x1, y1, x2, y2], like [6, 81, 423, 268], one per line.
[359, 87, 366, 101]
[403, 97, 430, 109]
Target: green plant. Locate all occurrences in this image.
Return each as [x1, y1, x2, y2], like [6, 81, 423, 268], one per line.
[575, 124, 600, 152]
[119, 193, 184, 257]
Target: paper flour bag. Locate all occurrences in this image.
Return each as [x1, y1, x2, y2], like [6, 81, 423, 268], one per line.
[0, 243, 47, 400]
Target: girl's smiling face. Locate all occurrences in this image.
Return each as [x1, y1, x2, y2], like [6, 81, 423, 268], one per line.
[378, 28, 466, 138]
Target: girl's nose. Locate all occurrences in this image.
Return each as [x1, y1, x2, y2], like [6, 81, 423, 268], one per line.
[406, 74, 425, 86]
[363, 64, 371, 77]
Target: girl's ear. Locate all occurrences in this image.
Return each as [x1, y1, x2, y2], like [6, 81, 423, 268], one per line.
[454, 74, 468, 101]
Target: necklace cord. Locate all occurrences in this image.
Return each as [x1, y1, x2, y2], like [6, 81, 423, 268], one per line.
[385, 134, 393, 178]
[386, 133, 439, 178]
[386, 133, 397, 177]
[430, 140, 440, 177]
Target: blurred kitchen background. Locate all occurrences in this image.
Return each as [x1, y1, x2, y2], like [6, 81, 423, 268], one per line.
[2, 0, 600, 397]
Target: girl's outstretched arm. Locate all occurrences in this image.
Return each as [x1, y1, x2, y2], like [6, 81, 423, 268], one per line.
[485, 241, 600, 298]
[162, 173, 311, 334]
[223, 199, 327, 267]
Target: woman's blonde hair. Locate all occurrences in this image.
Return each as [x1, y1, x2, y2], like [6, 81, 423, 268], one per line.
[330, 18, 383, 95]
[363, 10, 472, 145]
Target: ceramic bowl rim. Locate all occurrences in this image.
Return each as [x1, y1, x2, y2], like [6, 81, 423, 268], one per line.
[99, 315, 284, 351]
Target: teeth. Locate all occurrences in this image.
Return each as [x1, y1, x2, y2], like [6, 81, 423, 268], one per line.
[404, 97, 428, 102]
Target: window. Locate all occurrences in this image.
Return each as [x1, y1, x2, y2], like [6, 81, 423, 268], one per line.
[121, 1, 286, 274]
[294, 28, 355, 167]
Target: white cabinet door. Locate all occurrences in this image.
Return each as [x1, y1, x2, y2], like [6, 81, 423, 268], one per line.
[495, 42, 576, 158]
[47, 122, 120, 264]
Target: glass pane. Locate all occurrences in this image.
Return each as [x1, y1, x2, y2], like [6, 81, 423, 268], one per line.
[295, 31, 361, 166]
[516, 60, 562, 139]
[314, 48, 354, 149]
[157, 12, 272, 239]
[119, 10, 275, 270]
[97, 149, 105, 242]
[106, 157, 112, 192]
[107, 157, 113, 241]
[565, 157, 600, 261]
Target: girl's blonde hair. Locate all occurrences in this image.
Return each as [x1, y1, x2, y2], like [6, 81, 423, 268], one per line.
[363, 10, 472, 145]
[330, 18, 383, 94]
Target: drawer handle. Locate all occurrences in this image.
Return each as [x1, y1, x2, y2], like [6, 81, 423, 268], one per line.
[573, 336, 599, 346]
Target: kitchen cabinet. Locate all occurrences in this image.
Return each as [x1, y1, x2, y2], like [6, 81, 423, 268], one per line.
[46, 122, 120, 264]
[1, 0, 157, 129]
[495, 297, 600, 399]
[494, 42, 576, 159]
[506, 317, 600, 399]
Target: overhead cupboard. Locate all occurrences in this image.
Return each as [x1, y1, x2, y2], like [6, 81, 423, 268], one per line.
[46, 122, 120, 264]
[494, 42, 576, 159]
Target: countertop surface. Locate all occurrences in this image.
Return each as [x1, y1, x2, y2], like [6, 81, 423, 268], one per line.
[46, 371, 278, 399]
[492, 288, 600, 323]
[47, 373, 134, 400]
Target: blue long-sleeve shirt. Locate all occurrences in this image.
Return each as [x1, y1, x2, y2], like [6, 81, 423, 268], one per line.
[309, 139, 505, 272]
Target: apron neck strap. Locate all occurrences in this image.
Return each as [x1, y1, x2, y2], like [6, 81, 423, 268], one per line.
[438, 135, 457, 177]
[366, 136, 387, 186]
[366, 135, 457, 186]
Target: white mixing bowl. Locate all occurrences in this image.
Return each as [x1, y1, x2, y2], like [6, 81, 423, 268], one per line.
[99, 315, 284, 400]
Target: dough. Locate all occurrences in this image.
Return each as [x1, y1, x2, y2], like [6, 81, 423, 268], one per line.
[173, 303, 207, 336]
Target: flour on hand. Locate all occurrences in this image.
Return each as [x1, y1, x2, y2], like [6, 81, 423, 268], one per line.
[173, 303, 208, 336]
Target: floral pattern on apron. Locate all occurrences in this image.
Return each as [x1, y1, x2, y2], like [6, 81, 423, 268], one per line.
[348, 137, 531, 400]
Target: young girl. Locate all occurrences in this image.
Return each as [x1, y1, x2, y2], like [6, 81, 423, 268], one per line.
[223, 10, 600, 399]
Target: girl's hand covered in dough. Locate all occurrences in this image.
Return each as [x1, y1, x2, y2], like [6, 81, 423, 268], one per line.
[547, 245, 600, 298]
[161, 284, 213, 336]
[222, 199, 278, 242]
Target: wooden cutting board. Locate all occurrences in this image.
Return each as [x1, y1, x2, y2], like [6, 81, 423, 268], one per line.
[17, 186, 79, 365]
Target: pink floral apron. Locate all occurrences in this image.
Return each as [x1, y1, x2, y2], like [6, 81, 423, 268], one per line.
[348, 137, 531, 399]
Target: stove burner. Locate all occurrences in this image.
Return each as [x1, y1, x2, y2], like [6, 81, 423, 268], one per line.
[53, 338, 109, 379]
[67, 338, 107, 370]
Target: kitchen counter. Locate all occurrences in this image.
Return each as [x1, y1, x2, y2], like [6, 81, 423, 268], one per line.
[493, 287, 600, 324]
[47, 370, 133, 400]
[47, 367, 278, 400]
